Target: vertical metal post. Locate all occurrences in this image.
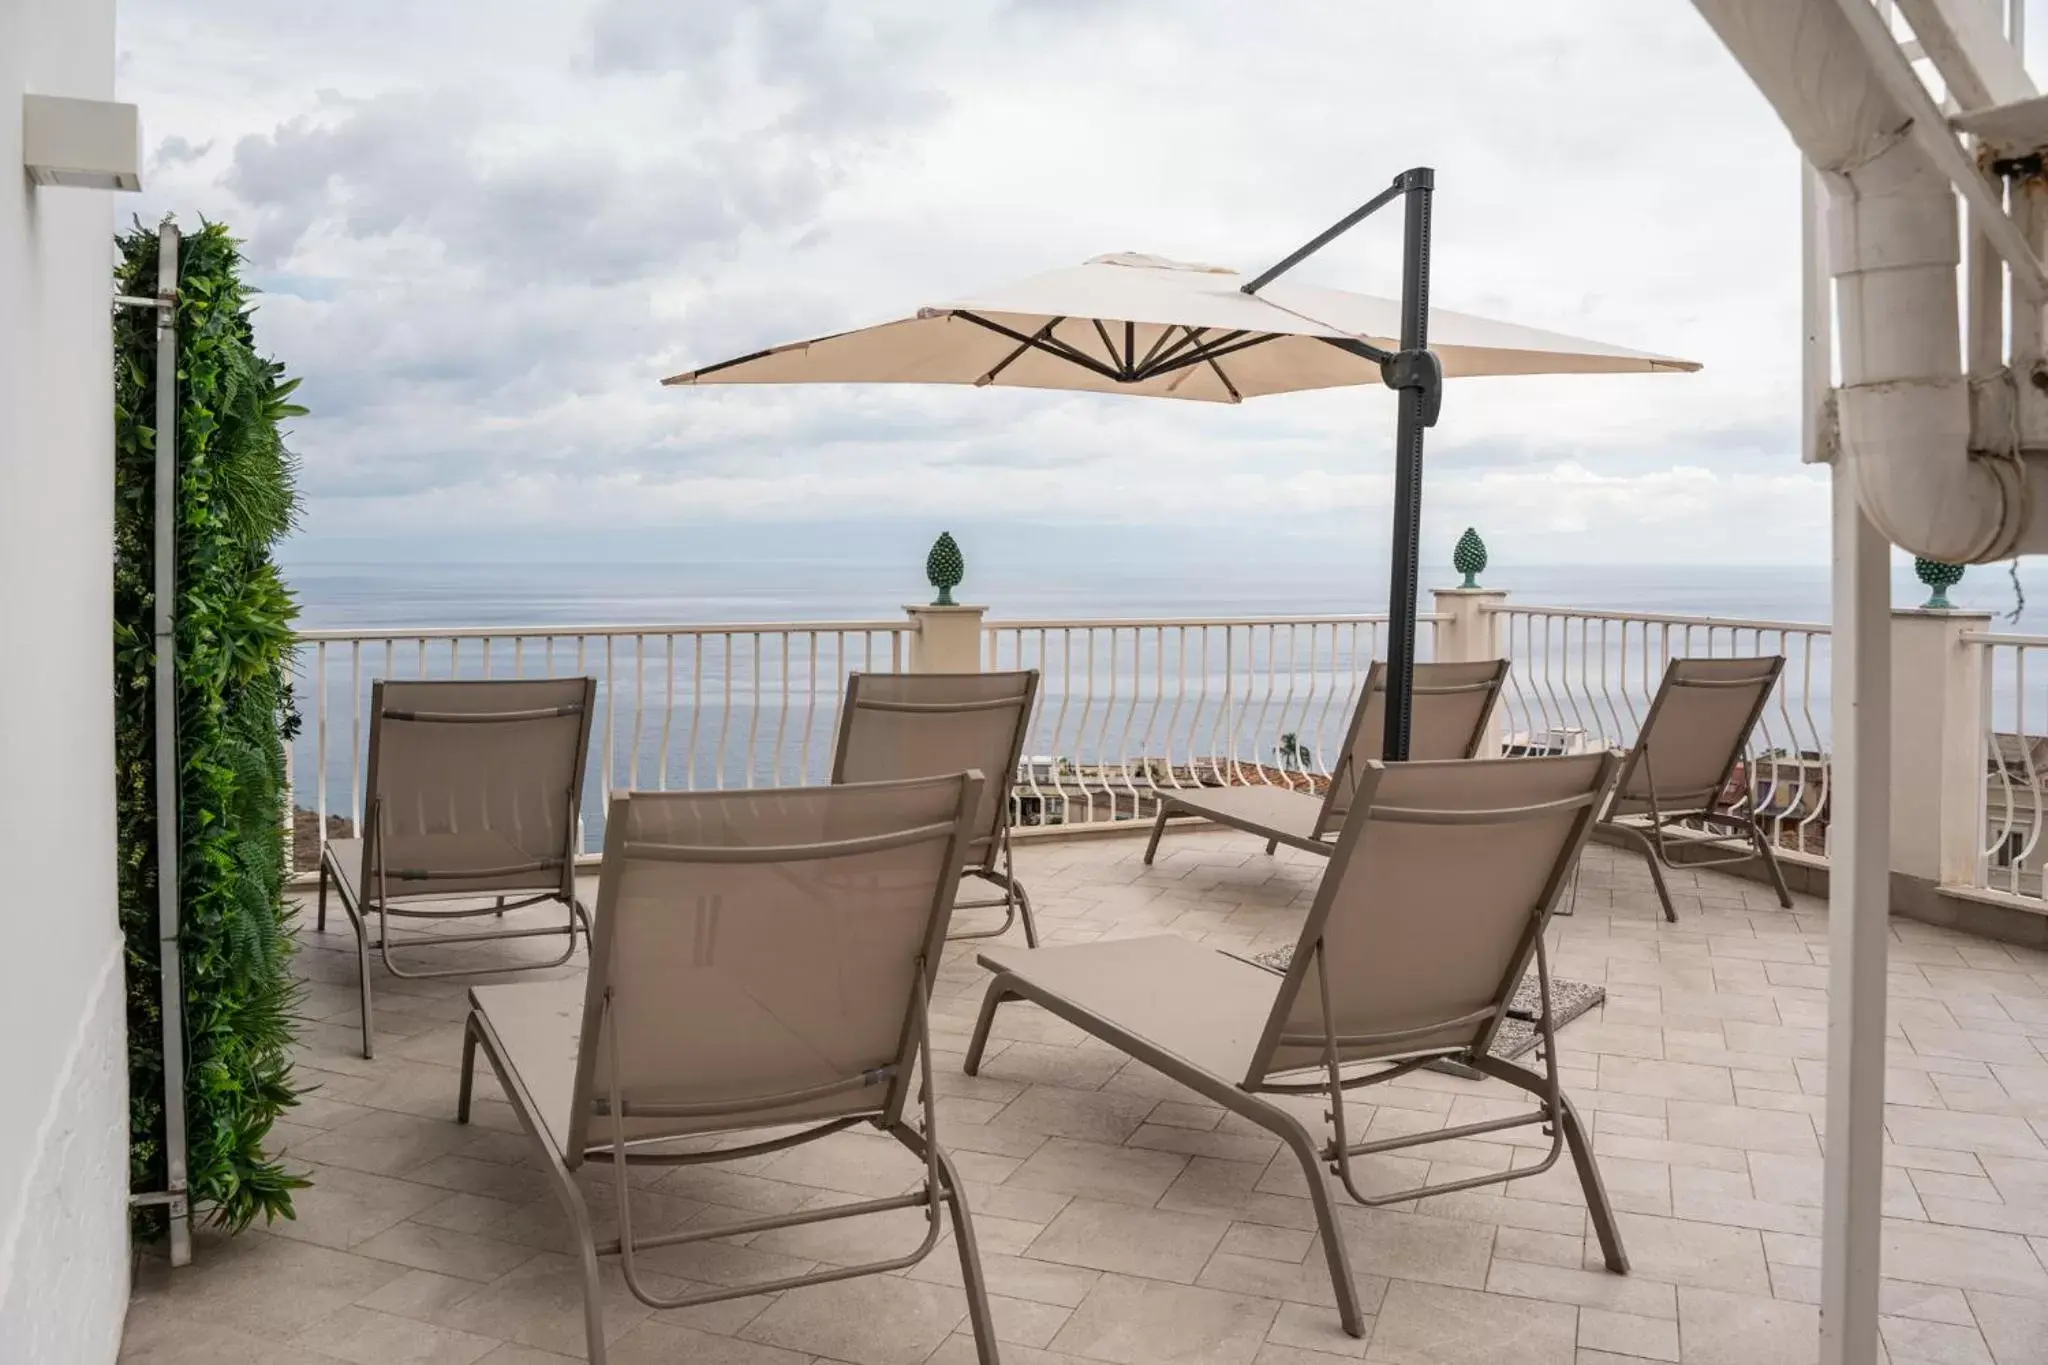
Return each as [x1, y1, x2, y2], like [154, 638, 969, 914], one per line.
[1819, 353, 1889, 1365]
[153, 218, 192, 1267]
[1380, 167, 1434, 762]
[1802, 167, 1834, 463]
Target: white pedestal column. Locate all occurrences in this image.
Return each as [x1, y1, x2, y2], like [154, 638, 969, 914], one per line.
[905, 605, 987, 674]
[1890, 607, 1992, 887]
[1431, 587, 1507, 756]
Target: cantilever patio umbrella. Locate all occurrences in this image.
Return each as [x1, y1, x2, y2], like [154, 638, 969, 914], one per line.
[664, 170, 1698, 756]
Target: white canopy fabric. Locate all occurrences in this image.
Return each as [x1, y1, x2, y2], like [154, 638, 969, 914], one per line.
[664, 252, 1700, 404]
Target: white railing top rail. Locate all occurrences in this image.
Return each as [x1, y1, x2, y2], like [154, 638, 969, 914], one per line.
[984, 613, 1432, 630]
[295, 619, 909, 643]
[1959, 630, 2048, 646]
[1485, 602, 1828, 633]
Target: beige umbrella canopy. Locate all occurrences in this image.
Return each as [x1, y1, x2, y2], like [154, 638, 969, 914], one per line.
[664, 170, 1697, 759]
[664, 251, 1697, 403]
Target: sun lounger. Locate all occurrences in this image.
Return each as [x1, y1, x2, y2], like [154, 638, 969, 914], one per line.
[1600, 656, 1793, 921]
[1142, 658, 1509, 863]
[318, 676, 597, 1058]
[832, 669, 1042, 944]
[967, 751, 1627, 1338]
[458, 772, 1000, 1365]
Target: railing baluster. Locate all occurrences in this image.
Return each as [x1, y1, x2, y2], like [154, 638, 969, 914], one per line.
[315, 641, 329, 857]
[1984, 643, 2012, 889]
[600, 637, 615, 802]
[658, 633, 677, 788]
[2021, 650, 2042, 896]
[686, 632, 703, 790]
[714, 634, 734, 789]
[800, 632, 820, 785]
[629, 634, 645, 789]
[348, 643, 363, 830]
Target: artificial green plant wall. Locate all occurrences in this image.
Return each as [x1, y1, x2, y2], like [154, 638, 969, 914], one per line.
[115, 220, 308, 1233]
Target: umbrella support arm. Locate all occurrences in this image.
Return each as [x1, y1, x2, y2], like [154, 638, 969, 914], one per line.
[1245, 167, 1439, 762]
[1240, 171, 1426, 295]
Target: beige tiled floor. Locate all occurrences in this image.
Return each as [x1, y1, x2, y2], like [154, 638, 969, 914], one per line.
[123, 832, 2048, 1365]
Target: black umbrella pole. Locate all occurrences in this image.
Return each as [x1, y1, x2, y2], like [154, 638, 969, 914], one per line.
[1382, 168, 1434, 762]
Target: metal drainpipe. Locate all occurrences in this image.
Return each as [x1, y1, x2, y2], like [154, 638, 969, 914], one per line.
[153, 218, 191, 1268]
[119, 218, 190, 1266]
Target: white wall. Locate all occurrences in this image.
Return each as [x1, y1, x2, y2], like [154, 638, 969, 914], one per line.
[0, 1, 131, 1360]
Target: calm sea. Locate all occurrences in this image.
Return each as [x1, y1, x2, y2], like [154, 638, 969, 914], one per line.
[286, 557, 2036, 631]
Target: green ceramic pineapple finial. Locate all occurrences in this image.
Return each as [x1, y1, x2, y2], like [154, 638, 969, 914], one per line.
[1915, 557, 1964, 610]
[926, 531, 965, 607]
[1453, 527, 1487, 589]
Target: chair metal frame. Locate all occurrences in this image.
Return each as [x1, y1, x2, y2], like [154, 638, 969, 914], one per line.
[1598, 656, 1794, 922]
[830, 669, 1042, 946]
[967, 752, 1628, 1339]
[458, 776, 999, 1365]
[1142, 658, 1509, 863]
[317, 676, 597, 1057]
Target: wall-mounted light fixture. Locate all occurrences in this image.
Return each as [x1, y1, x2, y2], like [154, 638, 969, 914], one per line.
[23, 93, 141, 191]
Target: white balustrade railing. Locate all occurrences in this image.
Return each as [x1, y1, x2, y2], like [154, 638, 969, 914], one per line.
[1485, 605, 1833, 855]
[288, 622, 908, 870]
[982, 616, 1430, 828]
[289, 603, 1850, 871]
[1965, 631, 2048, 901]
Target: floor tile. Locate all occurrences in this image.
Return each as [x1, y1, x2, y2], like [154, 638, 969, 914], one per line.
[740, 1276, 966, 1365]
[1675, 1287, 1817, 1365]
[1604, 1214, 1770, 1295]
[1050, 1273, 1280, 1365]
[1576, 1307, 1679, 1362]
[1366, 1280, 1577, 1365]
[1965, 1289, 2048, 1365]
[1025, 1197, 1231, 1282]
[290, 1306, 499, 1365]
[1006, 1136, 1191, 1207]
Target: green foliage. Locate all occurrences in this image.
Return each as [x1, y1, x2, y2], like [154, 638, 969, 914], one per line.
[115, 219, 309, 1235]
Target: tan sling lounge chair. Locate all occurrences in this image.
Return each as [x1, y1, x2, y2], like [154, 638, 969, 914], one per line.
[1142, 658, 1509, 864]
[832, 669, 1042, 945]
[1600, 656, 1793, 922]
[318, 677, 597, 1058]
[459, 773, 1000, 1365]
[968, 751, 1628, 1338]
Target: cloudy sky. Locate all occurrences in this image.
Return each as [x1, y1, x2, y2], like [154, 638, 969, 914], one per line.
[117, 1, 1839, 565]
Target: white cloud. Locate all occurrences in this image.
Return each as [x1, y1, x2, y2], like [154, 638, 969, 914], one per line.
[118, 0, 1819, 561]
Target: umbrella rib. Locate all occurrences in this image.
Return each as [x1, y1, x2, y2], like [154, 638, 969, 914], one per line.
[1143, 325, 1211, 374]
[1134, 325, 1180, 373]
[976, 317, 1065, 386]
[1202, 340, 1243, 402]
[1136, 330, 1270, 382]
[952, 310, 1126, 383]
[1124, 321, 1135, 373]
[1090, 318, 1129, 380]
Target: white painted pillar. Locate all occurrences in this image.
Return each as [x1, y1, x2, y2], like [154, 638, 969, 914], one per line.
[1890, 606, 1993, 887]
[1821, 430, 1892, 1365]
[1431, 586, 1507, 756]
[1430, 586, 1506, 663]
[905, 605, 987, 673]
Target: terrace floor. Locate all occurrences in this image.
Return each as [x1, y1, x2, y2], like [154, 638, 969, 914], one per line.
[123, 832, 2048, 1365]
